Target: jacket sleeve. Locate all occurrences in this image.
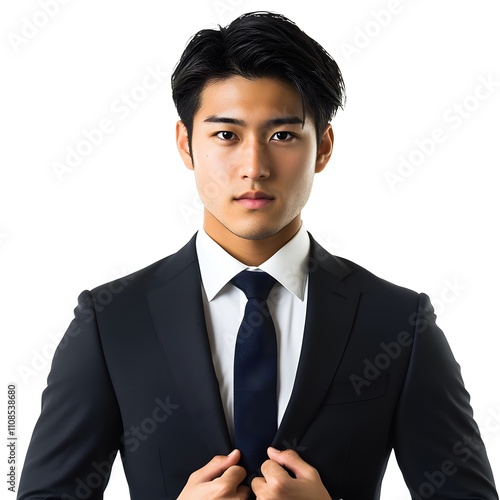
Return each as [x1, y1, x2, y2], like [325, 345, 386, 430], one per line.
[392, 293, 498, 499]
[18, 290, 123, 500]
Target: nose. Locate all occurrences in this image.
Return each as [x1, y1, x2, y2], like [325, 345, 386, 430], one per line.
[238, 139, 270, 180]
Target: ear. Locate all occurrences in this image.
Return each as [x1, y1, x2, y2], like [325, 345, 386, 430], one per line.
[176, 120, 194, 170]
[315, 124, 334, 173]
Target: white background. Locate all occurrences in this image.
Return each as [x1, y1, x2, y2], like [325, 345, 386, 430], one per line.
[1, 0, 499, 498]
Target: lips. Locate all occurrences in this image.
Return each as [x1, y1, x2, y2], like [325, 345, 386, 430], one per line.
[234, 191, 275, 209]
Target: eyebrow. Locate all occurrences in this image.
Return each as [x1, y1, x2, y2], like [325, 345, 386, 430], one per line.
[203, 115, 304, 128]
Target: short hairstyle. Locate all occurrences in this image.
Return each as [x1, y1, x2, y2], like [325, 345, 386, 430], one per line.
[171, 11, 346, 152]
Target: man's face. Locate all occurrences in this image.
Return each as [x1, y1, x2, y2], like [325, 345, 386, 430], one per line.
[176, 76, 333, 241]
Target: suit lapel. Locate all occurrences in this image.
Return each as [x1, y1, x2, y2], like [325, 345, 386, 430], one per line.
[147, 234, 232, 457]
[147, 233, 360, 456]
[274, 235, 361, 449]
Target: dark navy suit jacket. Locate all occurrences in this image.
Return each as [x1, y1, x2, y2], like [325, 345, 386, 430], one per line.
[18, 233, 498, 499]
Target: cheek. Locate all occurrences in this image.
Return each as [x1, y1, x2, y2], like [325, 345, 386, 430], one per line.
[194, 165, 232, 207]
[283, 156, 316, 189]
[283, 164, 316, 209]
[195, 172, 218, 205]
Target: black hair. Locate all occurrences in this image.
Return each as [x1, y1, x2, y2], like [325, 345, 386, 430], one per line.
[171, 11, 345, 152]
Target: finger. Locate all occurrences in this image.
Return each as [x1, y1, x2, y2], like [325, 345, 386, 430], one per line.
[266, 447, 316, 479]
[250, 475, 267, 496]
[191, 449, 241, 483]
[219, 463, 248, 486]
[236, 483, 252, 499]
[260, 457, 292, 481]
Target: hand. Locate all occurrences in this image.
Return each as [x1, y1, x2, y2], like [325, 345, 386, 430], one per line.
[251, 447, 331, 500]
[177, 449, 251, 500]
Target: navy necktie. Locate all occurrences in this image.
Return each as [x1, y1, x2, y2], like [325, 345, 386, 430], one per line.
[231, 270, 278, 477]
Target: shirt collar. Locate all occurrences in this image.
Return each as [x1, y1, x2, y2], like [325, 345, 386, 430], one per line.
[196, 223, 310, 302]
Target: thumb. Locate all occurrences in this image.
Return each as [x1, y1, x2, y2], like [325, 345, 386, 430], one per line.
[267, 447, 313, 478]
[196, 449, 241, 482]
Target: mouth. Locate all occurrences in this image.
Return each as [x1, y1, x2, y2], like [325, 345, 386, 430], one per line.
[234, 191, 275, 209]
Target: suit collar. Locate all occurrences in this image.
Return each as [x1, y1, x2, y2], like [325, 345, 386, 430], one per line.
[196, 224, 310, 301]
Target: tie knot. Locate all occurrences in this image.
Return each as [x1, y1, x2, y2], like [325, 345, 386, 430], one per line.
[231, 270, 277, 301]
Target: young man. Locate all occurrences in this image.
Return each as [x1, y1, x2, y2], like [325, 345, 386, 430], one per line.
[18, 11, 497, 500]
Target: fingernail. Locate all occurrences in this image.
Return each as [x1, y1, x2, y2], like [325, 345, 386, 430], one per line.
[228, 449, 238, 457]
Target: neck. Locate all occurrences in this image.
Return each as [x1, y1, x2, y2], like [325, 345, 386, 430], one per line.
[203, 212, 302, 266]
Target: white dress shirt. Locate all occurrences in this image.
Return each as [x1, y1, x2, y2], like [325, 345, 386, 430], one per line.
[196, 224, 310, 438]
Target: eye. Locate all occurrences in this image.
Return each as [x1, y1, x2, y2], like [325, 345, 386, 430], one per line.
[271, 131, 294, 141]
[216, 131, 238, 140]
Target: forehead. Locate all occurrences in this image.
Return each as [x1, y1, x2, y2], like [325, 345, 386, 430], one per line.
[195, 76, 306, 121]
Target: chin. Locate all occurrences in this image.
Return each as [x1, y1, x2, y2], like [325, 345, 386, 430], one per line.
[228, 224, 282, 241]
